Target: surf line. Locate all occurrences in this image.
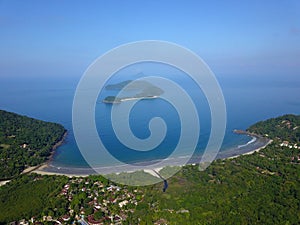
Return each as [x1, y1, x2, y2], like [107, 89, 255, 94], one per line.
[152, 169, 168, 192]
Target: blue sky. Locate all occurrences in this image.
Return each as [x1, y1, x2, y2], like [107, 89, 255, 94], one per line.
[0, 0, 299, 79]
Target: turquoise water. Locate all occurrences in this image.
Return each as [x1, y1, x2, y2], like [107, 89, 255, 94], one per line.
[1, 73, 300, 168]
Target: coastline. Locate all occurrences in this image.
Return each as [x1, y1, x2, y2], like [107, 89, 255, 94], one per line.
[47, 131, 68, 165]
[28, 131, 68, 170]
[32, 131, 272, 177]
[0, 131, 68, 185]
[215, 135, 271, 159]
[22, 131, 68, 173]
[226, 139, 273, 159]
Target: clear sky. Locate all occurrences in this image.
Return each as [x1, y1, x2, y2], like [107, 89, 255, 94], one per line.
[0, 0, 299, 79]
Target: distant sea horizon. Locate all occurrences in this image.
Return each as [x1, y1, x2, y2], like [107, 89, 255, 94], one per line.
[1, 72, 300, 172]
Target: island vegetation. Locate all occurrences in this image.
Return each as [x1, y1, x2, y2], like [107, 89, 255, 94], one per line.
[0, 110, 66, 179]
[103, 80, 164, 103]
[0, 114, 299, 224]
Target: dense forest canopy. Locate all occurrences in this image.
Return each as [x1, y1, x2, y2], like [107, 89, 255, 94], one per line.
[0, 110, 66, 179]
[0, 174, 68, 223]
[247, 114, 300, 142]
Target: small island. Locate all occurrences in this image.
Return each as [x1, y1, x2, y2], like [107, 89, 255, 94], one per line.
[102, 80, 164, 104]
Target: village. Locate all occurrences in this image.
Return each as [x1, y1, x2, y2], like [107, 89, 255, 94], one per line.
[13, 176, 144, 225]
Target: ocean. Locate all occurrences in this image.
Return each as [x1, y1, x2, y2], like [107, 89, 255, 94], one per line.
[1, 70, 300, 171]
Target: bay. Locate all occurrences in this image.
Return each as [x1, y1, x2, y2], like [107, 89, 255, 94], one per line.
[0, 73, 299, 170]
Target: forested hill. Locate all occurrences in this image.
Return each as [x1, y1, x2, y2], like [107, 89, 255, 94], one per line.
[0, 110, 66, 179]
[247, 114, 300, 142]
[129, 114, 300, 224]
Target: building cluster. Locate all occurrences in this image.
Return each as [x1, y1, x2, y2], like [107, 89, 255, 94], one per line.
[12, 177, 144, 225]
[278, 141, 300, 163]
[60, 177, 143, 225]
[279, 141, 300, 149]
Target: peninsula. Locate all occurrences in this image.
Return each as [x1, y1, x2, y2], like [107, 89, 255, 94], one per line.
[0, 110, 66, 180]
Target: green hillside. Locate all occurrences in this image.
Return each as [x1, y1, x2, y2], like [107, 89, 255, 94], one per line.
[0, 110, 66, 179]
[247, 114, 300, 142]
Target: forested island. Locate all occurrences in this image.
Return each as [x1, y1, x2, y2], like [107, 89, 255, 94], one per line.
[103, 80, 164, 103]
[0, 114, 299, 224]
[0, 110, 66, 179]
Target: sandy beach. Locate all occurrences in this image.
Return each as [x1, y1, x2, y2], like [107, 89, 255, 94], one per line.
[0, 180, 11, 187]
[216, 137, 272, 159]
[227, 139, 273, 159]
[31, 134, 272, 178]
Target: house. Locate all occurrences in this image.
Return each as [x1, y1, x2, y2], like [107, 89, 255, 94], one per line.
[21, 143, 28, 149]
[19, 219, 29, 225]
[94, 204, 101, 210]
[62, 215, 70, 221]
[87, 215, 107, 225]
[114, 215, 122, 222]
[118, 200, 128, 208]
[280, 141, 289, 147]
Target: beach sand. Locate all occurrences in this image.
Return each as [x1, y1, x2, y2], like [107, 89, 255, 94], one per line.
[0, 180, 10, 187]
[143, 168, 163, 178]
[31, 135, 272, 178]
[228, 139, 273, 159]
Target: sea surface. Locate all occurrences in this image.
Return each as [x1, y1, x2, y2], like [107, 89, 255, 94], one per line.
[1, 68, 300, 171]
